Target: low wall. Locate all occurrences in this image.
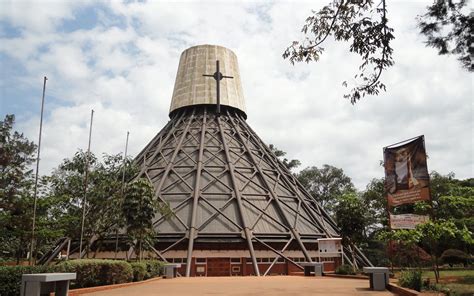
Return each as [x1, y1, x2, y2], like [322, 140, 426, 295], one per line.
[68, 277, 162, 295]
[387, 283, 421, 296]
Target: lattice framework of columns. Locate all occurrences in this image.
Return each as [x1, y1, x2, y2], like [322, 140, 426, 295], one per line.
[133, 104, 371, 277]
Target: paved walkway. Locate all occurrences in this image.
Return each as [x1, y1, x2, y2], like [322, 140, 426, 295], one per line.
[85, 276, 394, 296]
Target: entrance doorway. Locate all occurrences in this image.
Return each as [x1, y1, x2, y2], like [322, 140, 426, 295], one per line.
[207, 258, 230, 276]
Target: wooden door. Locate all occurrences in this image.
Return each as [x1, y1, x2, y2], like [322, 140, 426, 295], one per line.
[207, 258, 230, 276]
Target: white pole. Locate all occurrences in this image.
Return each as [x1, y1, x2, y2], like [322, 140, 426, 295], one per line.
[29, 76, 47, 265]
[115, 131, 129, 259]
[79, 109, 94, 258]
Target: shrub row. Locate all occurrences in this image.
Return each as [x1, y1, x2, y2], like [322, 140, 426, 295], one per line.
[335, 264, 356, 275]
[145, 260, 165, 278]
[398, 269, 422, 291]
[0, 259, 164, 296]
[131, 262, 148, 282]
[130, 261, 165, 282]
[0, 265, 52, 296]
[56, 259, 133, 288]
[441, 249, 473, 266]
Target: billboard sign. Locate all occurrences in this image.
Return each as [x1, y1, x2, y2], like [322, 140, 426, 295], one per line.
[390, 214, 429, 229]
[384, 136, 430, 206]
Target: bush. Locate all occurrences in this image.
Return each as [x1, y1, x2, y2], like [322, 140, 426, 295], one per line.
[56, 259, 133, 288]
[0, 259, 161, 295]
[0, 265, 54, 296]
[335, 264, 356, 275]
[441, 249, 472, 267]
[399, 270, 422, 291]
[130, 262, 148, 282]
[0, 258, 16, 266]
[143, 260, 165, 278]
[424, 283, 458, 296]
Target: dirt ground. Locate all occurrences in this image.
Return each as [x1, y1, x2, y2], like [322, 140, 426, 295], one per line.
[85, 276, 394, 296]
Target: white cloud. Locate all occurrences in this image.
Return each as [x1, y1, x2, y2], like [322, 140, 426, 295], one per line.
[0, 0, 86, 33]
[1, 0, 472, 190]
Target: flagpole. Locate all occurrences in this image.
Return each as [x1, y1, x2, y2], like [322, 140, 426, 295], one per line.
[79, 109, 94, 258]
[115, 131, 129, 258]
[29, 76, 47, 265]
[121, 131, 130, 193]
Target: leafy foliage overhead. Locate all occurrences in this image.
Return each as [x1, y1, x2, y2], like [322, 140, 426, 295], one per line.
[283, 0, 472, 103]
[283, 0, 394, 103]
[417, 0, 473, 71]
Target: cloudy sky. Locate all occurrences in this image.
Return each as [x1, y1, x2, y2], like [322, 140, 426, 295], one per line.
[1, 0, 472, 189]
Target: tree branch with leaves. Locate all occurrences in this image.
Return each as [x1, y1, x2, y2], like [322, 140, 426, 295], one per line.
[283, 0, 394, 103]
[284, 0, 472, 103]
[418, 0, 473, 71]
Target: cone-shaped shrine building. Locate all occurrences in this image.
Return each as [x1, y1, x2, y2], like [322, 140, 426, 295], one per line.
[123, 45, 372, 276]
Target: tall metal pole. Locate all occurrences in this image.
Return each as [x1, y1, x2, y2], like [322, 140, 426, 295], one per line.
[79, 109, 94, 258]
[115, 131, 129, 259]
[121, 131, 130, 193]
[29, 76, 47, 265]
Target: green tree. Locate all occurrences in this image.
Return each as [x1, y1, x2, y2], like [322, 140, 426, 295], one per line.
[361, 178, 388, 233]
[428, 172, 473, 229]
[373, 172, 473, 275]
[429, 171, 457, 201]
[333, 192, 368, 269]
[268, 144, 301, 171]
[380, 220, 472, 282]
[122, 179, 157, 261]
[0, 114, 36, 263]
[437, 194, 473, 231]
[283, 0, 472, 103]
[44, 151, 138, 257]
[297, 164, 355, 211]
[334, 192, 367, 243]
[417, 0, 472, 70]
[412, 172, 474, 256]
[360, 178, 391, 266]
[412, 172, 473, 230]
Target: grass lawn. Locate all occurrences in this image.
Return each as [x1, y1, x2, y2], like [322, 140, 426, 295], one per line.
[395, 269, 474, 296]
[433, 282, 474, 296]
[421, 269, 474, 279]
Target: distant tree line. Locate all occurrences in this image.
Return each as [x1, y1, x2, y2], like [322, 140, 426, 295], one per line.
[270, 143, 473, 279]
[0, 114, 163, 263]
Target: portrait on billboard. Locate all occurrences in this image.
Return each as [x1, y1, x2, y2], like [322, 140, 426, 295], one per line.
[384, 136, 430, 206]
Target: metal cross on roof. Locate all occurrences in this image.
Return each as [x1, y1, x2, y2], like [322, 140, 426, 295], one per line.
[203, 60, 233, 115]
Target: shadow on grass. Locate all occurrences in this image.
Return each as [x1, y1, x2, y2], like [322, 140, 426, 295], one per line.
[459, 275, 474, 285]
[429, 275, 474, 296]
